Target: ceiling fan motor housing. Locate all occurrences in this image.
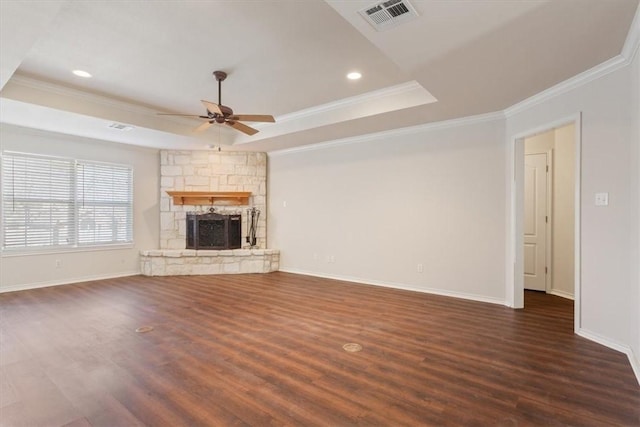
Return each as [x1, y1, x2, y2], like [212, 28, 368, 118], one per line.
[212, 105, 234, 122]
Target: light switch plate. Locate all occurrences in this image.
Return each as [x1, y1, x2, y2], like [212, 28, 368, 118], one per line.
[595, 192, 609, 206]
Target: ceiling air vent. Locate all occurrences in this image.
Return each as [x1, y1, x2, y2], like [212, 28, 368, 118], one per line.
[108, 123, 134, 131]
[359, 0, 419, 31]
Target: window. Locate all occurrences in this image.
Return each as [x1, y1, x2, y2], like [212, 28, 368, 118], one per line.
[1, 152, 133, 252]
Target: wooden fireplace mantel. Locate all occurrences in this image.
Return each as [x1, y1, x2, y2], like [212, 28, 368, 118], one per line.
[166, 191, 251, 206]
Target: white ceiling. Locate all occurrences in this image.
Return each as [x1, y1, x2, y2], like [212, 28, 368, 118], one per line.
[1, 0, 637, 152]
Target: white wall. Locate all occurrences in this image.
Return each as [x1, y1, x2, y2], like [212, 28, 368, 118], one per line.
[269, 44, 639, 380]
[269, 117, 507, 303]
[506, 59, 638, 358]
[0, 124, 160, 292]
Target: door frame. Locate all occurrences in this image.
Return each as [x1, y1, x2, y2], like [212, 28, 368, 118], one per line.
[507, 113, 581, 332]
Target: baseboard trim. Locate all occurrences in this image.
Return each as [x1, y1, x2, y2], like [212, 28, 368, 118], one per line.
[0, 271, 140, 293]
[578, 328, 640, 386]
[548, 289, 574, 300]
[279, 268, 506, 306]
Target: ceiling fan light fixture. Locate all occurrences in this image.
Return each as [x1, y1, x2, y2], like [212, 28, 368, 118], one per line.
[347, 71, 362, 80]
[157, 70, 274, 136]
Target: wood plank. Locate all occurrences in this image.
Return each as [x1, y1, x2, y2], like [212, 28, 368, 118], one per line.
[0, 273, 638, 426]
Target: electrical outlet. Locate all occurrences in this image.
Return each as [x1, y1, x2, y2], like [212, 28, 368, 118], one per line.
[417, 263, 423, 273]
[595, 192, 609, 206]
[55, 259, 62, 268]
[330, 255, 335, 263]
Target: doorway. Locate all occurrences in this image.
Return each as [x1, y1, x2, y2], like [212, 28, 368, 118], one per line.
[510, 115, 581, 331]
[524, 151, 549, 291]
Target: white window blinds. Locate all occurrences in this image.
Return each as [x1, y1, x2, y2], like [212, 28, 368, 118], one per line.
[77, 161, 133, 245]
[1, 152, 133, 251]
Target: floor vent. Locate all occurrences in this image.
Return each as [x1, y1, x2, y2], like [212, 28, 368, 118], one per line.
[359, 0, 419, 31]
[343, 343, 363, 352]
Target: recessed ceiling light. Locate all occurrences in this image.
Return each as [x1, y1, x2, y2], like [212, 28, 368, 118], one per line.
[347, 71, 362, 80]
[72, 70, 92, 78]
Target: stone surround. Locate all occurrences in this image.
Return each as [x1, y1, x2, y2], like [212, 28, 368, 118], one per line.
[140, 150, 278, 277]
[140, 249, 279, 276]
[160, 150, 267, 249]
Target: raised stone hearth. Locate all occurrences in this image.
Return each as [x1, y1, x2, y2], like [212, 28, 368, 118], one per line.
[140, 249, 279, 276]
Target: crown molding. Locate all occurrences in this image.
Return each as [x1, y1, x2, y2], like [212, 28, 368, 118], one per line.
[506, 4, 639, 118]
[503, 55, 627, 118]
[8, 74, 159, 115]
[622, 2, 640, 62]
[268, 110, 504, 156]
[272, 80, 433, 125]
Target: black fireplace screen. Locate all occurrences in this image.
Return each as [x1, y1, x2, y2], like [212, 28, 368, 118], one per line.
[186, 211, 241, 250]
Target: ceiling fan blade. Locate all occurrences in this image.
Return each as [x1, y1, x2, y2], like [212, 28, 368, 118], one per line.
[228, 114, 275, 123]
[194, 121, 213, 133]
[201, 100, 222, 115]
[226, 120, 259, 136]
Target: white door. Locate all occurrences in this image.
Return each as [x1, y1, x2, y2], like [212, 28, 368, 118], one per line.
[524, 153, 548, 291]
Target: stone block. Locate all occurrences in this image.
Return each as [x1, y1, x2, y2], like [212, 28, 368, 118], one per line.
[174, 155, 192, 165]
[243, 184, 260, 194]
[232, 249, 251, 256]
[213, 164, 237, 175]
[167, 239, 184, 249]
[196, 167, 212, 176]
[164, 251, 184, 258]
[196, 250, 219, 257]
[161, 165, 183, 176]
[209, 176, 220, 188]
[160, 213, 175, 231]
[196, 263, 221, 275]
[166, 264, 186, 275]
[185, 176, 209, 186]
[223, 262, 241, 273]
[160, 197, 170, 212]
[220, 155, 248, 165]
[190, 152, 210, 165]
[160, 177, 174, 188]
[182, 165, 195, 176]
[228, 175, 249, 185]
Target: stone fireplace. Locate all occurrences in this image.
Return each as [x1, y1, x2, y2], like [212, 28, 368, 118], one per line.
[140, 150, 279, 276]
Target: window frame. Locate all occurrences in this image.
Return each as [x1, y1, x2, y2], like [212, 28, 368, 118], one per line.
[1, 151, 134, 255]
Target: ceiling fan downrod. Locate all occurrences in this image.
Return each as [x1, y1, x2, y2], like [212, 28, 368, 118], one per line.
[213, 70, 227, 106]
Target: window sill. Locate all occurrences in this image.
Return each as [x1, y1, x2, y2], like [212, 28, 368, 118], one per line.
[1, 243, 135, 258]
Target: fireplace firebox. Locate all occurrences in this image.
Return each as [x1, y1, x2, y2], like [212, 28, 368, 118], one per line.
[186, 211, 241, 250]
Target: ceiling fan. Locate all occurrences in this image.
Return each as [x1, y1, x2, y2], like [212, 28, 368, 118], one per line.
[158, 71, 275, 136]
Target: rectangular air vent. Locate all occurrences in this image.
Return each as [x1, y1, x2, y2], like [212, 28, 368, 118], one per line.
[108, 123, 134, 131]
[359, 0, 419, 31]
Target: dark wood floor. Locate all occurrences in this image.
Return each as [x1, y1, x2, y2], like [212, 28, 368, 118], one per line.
[1, 272, 638, 426]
